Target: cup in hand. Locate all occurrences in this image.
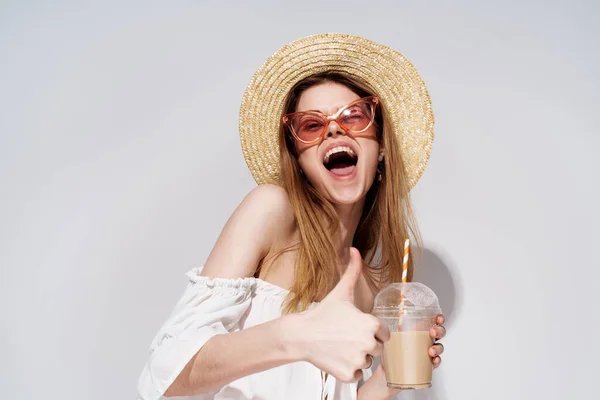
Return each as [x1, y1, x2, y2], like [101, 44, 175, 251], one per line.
[373, 282, 442, 389]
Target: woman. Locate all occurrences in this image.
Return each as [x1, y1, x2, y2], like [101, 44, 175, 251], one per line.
[138, 33, 446, 400]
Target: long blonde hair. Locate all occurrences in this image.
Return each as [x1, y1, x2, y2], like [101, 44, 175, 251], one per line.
[276, 72, 421, 313]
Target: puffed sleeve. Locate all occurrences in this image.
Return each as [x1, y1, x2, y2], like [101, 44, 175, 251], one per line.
[137, 267, 256, 400]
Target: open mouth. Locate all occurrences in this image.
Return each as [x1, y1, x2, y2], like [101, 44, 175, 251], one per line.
[323, 146, 358, 176]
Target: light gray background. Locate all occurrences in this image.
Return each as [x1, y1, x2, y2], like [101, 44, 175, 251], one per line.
[1, 1, 599, 399]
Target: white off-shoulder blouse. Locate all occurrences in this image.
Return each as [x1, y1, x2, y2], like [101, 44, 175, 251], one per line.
[137, 267, 373, 400]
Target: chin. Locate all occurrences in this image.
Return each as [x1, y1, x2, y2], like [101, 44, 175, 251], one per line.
[318, 168, 375, 205]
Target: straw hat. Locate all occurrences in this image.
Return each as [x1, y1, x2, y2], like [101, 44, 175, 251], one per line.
[239, 33, 434, 189]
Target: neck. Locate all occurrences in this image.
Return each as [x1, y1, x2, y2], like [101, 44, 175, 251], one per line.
[332, 197, 366, 266]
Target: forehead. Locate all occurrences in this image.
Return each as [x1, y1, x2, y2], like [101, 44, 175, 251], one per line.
[296, 82, 361, 114]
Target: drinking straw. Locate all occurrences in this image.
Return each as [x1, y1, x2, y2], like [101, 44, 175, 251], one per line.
[402, 238, 409, 283]
[399, 238, 410, 325]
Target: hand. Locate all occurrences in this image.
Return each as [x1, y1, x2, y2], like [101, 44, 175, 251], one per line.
[357, 363, 401, 400]
[298, 248, 390, 383]
[428, 314, 446, 369]
[358, 315, 447, 399]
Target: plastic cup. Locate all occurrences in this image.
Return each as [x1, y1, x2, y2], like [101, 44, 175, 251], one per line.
[373, 282, 442, 389]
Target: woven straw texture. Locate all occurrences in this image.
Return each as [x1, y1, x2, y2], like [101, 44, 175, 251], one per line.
[239, 33, 434, 189]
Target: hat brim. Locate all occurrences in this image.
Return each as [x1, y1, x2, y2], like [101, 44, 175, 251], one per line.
[239, 33, 434, 189]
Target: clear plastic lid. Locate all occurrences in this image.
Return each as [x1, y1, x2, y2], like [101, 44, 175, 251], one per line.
[373, 282, 441, 318]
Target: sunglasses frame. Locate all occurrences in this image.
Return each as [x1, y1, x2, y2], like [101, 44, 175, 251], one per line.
[282, 96, 379, 144]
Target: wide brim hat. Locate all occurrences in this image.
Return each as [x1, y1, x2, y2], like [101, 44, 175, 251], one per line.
[239, 33, 434, 189]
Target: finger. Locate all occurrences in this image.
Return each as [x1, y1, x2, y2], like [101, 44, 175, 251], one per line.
[352, 368, 364, 382]
[374, 317, 391, 343]
[324, 247, 363, 302]
[370, 340, 383, 358]
[428, 343, 444, 357]
[435, 314, 445, 325]
[429, 324, 446, 340]
[362, 354, 374, 369]
[432, 356, 442, 369]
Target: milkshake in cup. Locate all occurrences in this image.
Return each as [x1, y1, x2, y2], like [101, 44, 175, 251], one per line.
[373, 282, 442, 389]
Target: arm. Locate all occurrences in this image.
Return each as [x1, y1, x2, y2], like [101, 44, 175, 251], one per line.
[165, 312, 304, 396]
[150, 186, 386, 397]
[164, 184, 298, 396]
[166, 270, 389, 397]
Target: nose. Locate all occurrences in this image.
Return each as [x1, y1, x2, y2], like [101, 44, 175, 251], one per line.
[325, 119, 346, 138]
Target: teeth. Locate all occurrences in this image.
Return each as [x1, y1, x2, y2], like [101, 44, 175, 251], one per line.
[323, 146, 356, 164]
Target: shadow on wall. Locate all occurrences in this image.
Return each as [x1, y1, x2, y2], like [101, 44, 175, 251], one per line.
[392, 246, 463, 400]
[414, 247, 462, 330]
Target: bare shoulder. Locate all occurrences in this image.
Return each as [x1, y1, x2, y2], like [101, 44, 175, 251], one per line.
[242, 184, 295, 223]
[201, 184, 296, 279]
[237, 184, 296, 238]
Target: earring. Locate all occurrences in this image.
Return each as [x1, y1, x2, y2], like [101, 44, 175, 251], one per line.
[377, 153, 384, 182]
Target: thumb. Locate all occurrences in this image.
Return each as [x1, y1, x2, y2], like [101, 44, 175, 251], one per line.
[325, 247, 363, 302]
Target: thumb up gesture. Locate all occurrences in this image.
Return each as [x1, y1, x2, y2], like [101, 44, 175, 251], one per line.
[298, 248, 390, 382]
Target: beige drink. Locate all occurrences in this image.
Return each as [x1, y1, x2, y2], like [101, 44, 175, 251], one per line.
[382, 331, 434, 389]
[373, 282, 441, 390]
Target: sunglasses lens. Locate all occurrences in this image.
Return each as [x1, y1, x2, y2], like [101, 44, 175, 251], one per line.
[339, 102, 374, 132]
[290, 115, 325, 142]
